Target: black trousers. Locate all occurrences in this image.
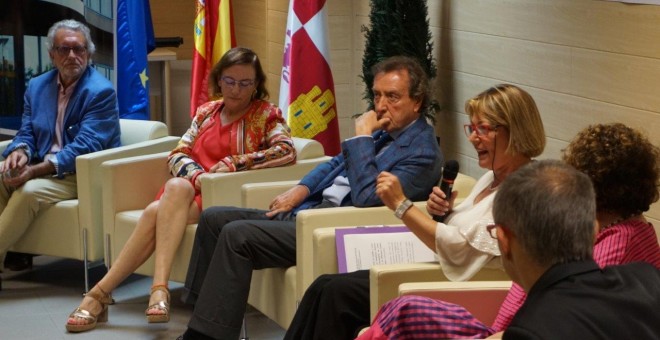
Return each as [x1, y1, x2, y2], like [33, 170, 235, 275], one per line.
[183, 206, 297, 339]
[284, 270, 371, 340]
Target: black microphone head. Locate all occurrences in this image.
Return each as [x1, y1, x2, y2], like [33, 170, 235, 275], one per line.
[442, 160, 459, 180]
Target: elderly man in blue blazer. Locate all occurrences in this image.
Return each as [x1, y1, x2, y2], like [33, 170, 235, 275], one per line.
[0, 19, 121, 273]
[179, 56, 444, 340]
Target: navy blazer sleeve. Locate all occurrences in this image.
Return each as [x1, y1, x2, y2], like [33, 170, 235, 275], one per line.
[343, 119, 443, 207]
[298, 117, 443, 208]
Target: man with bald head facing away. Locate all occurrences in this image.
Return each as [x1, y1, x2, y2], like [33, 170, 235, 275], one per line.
[179, 56, 444, 340]
[490, 160, 660, 339]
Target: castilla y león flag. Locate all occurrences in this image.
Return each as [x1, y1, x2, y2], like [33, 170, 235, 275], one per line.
[279, 0, 340, 156]
[190, 0, 236, 118]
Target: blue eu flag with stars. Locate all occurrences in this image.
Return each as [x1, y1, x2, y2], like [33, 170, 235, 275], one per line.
[116, 0, 156, 120]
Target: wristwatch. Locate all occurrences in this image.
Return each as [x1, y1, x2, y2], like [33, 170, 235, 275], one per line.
[394, 199, 413, 219]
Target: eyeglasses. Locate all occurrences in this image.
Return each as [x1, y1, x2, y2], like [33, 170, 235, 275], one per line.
[221, 76, 255, 89]
[464, 123, 500, 138]
[486, 223, 499, 239]
[53, 45, 87, 57]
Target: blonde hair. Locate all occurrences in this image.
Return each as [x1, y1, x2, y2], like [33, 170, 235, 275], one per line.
[465, 84, 545, 157]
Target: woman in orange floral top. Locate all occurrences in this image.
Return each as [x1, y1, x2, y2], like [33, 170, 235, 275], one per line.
[66, 47, 296, 333]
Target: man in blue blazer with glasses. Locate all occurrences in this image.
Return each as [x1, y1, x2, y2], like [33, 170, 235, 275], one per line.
[0, 19, 120, 274]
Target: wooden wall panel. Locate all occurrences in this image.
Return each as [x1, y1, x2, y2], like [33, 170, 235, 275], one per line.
[447, 0, 660, 58]
[154, 0, 660, 220]
[234, 0, 267, 30]
[150, 1, 194, 60]
[436, 0, 660, 221]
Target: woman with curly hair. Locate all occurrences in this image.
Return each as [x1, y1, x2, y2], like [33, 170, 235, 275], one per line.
[358, 123, 660, 340]
[490, 123, 660, 334]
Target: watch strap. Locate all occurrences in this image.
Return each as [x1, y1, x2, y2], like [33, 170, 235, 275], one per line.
[394, 198, 413, 219]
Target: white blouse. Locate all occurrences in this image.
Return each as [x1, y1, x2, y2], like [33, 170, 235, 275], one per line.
[434, 171, 503, 281]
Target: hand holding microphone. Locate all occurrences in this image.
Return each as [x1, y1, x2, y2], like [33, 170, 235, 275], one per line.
[431, 160, 459, 222]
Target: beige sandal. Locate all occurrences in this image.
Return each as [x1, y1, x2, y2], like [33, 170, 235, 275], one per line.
[65, 286, 112, 333]
[145, 284, 170, 323]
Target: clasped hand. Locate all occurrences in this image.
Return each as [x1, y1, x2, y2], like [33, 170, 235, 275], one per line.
[1, 150, 31, 188]
[209, 161, 231, 173]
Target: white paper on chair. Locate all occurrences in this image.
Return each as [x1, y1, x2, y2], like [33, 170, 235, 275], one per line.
[335, 226, 438, 273]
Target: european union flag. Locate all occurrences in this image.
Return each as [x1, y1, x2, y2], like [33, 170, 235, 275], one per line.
[116, 0, 156, 120]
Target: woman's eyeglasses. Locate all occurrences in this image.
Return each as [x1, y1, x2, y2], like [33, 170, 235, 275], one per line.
[221, 76, 255, 89]
[53, 45, 87, 57]
[463, 123, 500, 138]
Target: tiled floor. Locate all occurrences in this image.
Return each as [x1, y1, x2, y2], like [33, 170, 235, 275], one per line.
[0, 256, 286, 340]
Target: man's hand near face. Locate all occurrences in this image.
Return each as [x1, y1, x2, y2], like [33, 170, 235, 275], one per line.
[355, 110, 390, 136]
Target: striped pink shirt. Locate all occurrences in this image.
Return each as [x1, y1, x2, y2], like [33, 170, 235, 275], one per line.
[491, 220, 660, 331]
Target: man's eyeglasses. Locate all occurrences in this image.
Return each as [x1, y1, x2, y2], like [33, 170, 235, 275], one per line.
[221, 76, 255, 89]
[53, 45, 87, 57]
[463, 123, 500, 138]
[486, 223, 500, 239]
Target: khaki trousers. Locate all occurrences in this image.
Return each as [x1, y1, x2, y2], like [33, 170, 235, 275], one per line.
[0, 164, 77, 270]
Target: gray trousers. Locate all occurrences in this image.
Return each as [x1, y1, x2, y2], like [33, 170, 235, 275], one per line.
[183, 206, 298, 339]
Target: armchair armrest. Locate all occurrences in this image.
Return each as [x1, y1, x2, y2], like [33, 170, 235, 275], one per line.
[310, 210, 426, 278]
[201, 159, 327, 209]
[78, 137, 179, 233]
[370, 263, 509, 318]
[101, 151, 173, 235]
[200, 136, 330, 209]
[398, 281, 512, 326]
[241, 180, 299, 210]
[296, 202, 428, 300]
[370, 262, 444, 318]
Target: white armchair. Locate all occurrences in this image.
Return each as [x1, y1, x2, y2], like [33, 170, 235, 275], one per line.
[369, 262, 509, 319]
[242, 173, 478, 328]
[0, 119, 179, 291]
[398, 280, 512, 328]
[101, 137, 330, 283]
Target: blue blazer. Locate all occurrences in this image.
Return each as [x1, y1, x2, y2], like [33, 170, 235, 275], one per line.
[2, 67, 121, 177]
[296, 117, 443, 213]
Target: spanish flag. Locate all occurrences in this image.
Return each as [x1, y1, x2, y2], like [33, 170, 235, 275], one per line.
[190, 0, 236, 118]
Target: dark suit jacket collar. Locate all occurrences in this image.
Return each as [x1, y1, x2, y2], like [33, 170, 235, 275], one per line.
[527, 259, 600, 297]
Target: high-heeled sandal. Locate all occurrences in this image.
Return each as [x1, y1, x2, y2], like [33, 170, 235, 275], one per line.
[65, 286, 112, 333]
[145, 284, 170, 323]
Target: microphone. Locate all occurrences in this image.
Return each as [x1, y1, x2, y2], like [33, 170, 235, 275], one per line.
[433, 160, 459, 222]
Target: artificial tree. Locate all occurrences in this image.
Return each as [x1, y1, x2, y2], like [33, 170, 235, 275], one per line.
[361, 0, 438, 121]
